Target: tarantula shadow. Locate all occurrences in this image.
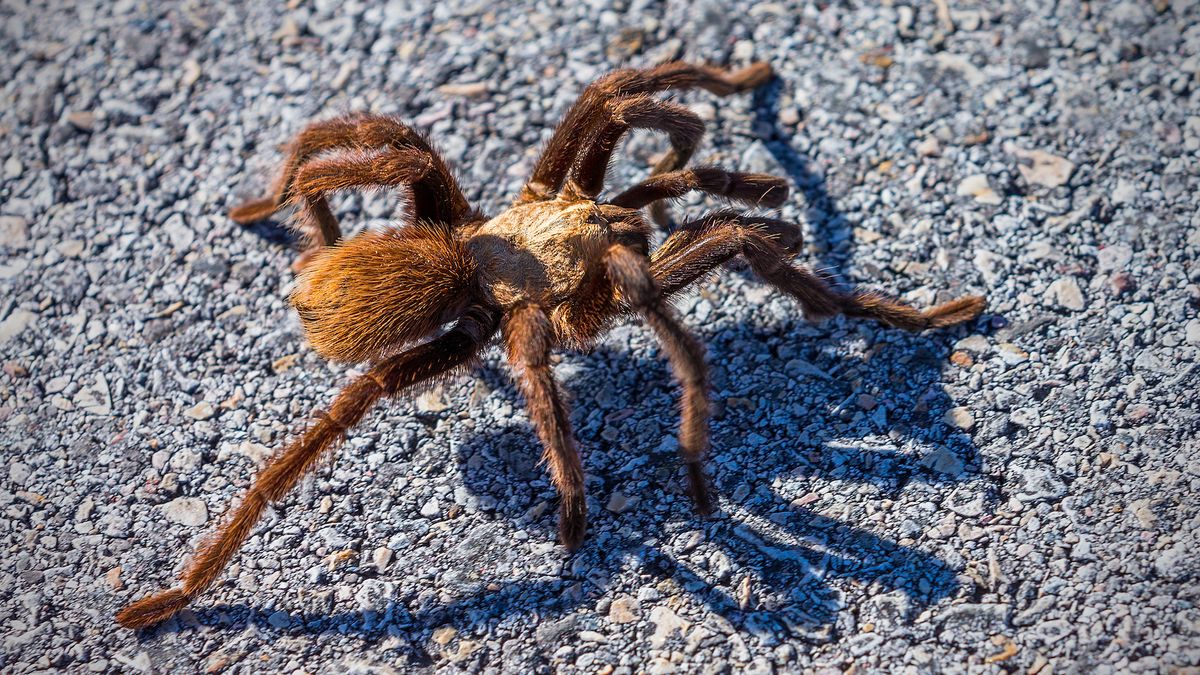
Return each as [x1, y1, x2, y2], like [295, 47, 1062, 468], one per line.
[116, 60, 985, 630]
[149, 337, 974, 646]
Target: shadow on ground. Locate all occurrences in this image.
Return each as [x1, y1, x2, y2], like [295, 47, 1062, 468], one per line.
[145, 315, 980, 666]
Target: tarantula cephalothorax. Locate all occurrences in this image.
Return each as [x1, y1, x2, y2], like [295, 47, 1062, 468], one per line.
[116, 61, 985, 629]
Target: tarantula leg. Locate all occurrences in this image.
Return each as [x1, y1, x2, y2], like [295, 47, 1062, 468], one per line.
[651, 212, 986, 329]
[523, 61, 773, 201]
[115, 306, 499, 630]
[503, 302, 588, 550]
[564, 96, 706, 201]
[230, 114, 473, 270]
[604, 245, 715, 514]
[273, 146, 467, 272]
[611, 166, 790, 215]
[231, 114, 470, 224]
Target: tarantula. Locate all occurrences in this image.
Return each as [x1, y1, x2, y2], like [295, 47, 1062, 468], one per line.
[116, 61, 984, 629]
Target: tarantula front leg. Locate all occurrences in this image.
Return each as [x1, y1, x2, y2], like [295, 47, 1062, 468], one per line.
[503, 302, 588, 550]
[274, 145, 471, 272]
[564, 96, 706, 201]
[115, 306, 500, 630]
[229, 114, 471, 269]
[604, 245, 715, 514]
[651, 212, 986, 329]
[521, 61, 772, 202]
[610, 166, 789, 219]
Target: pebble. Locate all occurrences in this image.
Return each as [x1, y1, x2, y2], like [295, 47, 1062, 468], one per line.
[1186, 319, 1200, 345]
[0, 309, 36, 344]
[957, 174, 1002, 205]
[184, 401, 215, 420]
[66, 110, 95, 131]
[432, 626, 457, 645]
[922, 447, 965, 476]
[162, 213, 194, 251]
[74, 375, 112, 416]
[419, 497, 440, 518]
[267, 611, 291, 629]
[416, 387, 449, 412]
[1097, 244, 1133, 272]
[943, 407, 975, 431]
[1005, 144, 1075, 187]
[650, 605, 691, 647]
[161, 498, 208, 527]
[372, 546, 394, 571]
[606, 491, 631, 513]
[0, 216, 30, 247]
[1046, 277, 1085, 311]
[437, 82, 489, 98]
[609, 596, 641, 623]
[1111, 179, 1139, 204]
[106, 566, 124, 591]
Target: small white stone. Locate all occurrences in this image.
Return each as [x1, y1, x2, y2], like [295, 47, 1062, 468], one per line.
[957, 174, 1002, 205]
[0, 216, 30, 246]
[1005, 143, 1075, 187]
[649, 605, 692, 647]
[372, 546, 394, 571]
[74, 374, 112, 416]
[419, 497, 440, 518]
[1111, 179, 1139, 204]
[608, 595, 641, 623]
[1186, 319, 1200, 345]
[954, 335, 990, 354]
[944, 406, 976, 431]
[0, 309, 35, 343]
[184, 401, 215, 420]
[162, 497, 208, 527]
[416, 386, 449, 412]
[1046, 277, 1085, 311]
[56, 239, 84, 257]
[237, 441, 272, 465]
[922, 447, 965, 475]
[1097, 244, 1133, 271]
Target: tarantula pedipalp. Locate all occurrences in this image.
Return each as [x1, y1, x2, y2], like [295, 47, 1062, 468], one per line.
[116, 61, 985, 630]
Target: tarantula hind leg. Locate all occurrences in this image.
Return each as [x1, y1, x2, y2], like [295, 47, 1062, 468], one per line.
[115, 307, 499, 630]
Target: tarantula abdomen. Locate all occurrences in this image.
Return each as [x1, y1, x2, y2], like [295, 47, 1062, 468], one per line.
[290, 223, 476, 363]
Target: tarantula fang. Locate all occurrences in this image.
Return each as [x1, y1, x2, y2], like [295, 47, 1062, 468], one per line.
[116, 61, 985, 630]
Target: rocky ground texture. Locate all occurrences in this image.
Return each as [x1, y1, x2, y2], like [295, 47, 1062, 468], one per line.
[2, 0, 1198, 672]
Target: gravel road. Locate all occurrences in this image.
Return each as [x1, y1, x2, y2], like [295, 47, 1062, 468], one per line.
[2, 0, 1198, 672]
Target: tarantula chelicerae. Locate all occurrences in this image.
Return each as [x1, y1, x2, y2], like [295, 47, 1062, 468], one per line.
[117, 61, 984, 629]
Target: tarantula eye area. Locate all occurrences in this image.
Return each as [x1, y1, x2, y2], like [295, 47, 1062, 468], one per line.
[289, 224, 475, 363]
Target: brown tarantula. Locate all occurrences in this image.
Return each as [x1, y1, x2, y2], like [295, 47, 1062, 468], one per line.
[116, 61, 984, 629]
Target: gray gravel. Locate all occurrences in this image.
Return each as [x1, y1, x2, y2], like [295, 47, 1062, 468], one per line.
[2, 0, 1199, 672]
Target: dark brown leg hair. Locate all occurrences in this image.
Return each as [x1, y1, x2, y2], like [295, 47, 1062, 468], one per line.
[283, 146, 471, 271]
[503, 302, 587, 550]
[522, 61, 773, 202]
[565, 96, 706, 200]
[604, 245, 714, 514]
[610, 166, 790, 213]
[231, 114, 470, 225]
[651, 212, 986, 329]
[115, 306, 500, 630]
[229, 115, 472, 269]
